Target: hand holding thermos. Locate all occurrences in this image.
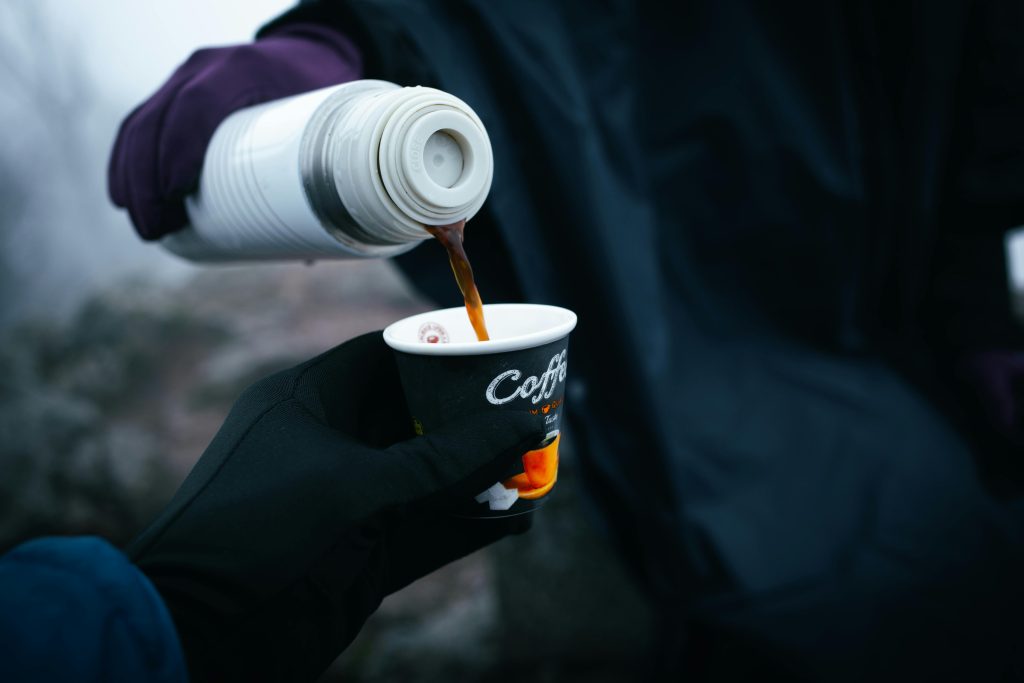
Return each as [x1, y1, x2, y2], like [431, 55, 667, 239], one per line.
[108, 23, 360, 240]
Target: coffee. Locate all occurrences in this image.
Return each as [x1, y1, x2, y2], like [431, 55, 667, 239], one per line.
[426, 220, 490, 341]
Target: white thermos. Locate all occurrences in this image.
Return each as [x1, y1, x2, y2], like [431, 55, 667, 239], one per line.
[164, 80, 493, 261]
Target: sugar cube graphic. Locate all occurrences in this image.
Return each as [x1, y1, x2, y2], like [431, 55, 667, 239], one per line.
[474, 482, 519, 511]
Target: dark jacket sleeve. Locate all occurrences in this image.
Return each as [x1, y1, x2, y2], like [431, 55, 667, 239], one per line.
[258, 1, 371, 64]
[0, 536, 188, 683]
[932, 0, 1024, 350]
[257, 1, 435, 88]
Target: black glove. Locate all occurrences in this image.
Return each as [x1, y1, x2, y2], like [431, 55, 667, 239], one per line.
[128, 332, 544, 682]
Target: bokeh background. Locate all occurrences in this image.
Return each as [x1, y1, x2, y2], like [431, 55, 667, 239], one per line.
[0, 2, 651, 679]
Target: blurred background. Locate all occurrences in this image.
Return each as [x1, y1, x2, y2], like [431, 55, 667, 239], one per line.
[0, 1, 651, 680]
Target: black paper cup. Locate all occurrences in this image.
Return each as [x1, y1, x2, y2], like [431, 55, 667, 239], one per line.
[383, 304, 577, 518]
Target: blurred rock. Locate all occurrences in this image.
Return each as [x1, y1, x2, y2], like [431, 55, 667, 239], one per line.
[490, 440, 654, 682]
[0, 259, 428, 550]
[326, 550, 501, 682]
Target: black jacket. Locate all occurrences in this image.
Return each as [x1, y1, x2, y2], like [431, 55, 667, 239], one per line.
[263, 2, 1024, 678]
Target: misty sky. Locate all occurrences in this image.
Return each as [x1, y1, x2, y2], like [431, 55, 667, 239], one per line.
[58, 1, 292, 101]
[0, 1, 291, 324]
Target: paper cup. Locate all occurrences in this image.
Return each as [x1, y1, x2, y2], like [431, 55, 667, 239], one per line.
[383, 304, 577, 518]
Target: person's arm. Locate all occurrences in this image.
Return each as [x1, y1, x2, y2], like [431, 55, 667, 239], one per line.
[931, 0, 1024, 447]
[0, 537, 187, 683]
[256, 1, 434, 88]
[930, 0, 1024, 351]
[108, 20, 363, 240]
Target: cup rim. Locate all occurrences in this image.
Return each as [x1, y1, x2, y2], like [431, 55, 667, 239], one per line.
[383, 303, 577, 356]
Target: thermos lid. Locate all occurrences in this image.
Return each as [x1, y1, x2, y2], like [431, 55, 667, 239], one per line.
[373, 87, 493, 235]
[423, 130, 463, 188]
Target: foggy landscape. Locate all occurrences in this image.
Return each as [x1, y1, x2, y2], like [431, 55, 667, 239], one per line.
[0, 3, 648, 680]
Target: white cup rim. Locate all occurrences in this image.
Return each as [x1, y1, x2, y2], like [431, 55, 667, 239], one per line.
[383, 303, 577, 356]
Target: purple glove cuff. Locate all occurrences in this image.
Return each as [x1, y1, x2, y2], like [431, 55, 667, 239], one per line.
[108, 23, 363, 241]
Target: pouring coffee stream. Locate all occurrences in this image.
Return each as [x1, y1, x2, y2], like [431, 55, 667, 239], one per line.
[426, 219, 490, 342]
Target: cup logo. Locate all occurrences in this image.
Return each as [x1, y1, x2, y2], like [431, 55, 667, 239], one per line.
[417, 321, 449, 344]
[485, 349, 568, 406]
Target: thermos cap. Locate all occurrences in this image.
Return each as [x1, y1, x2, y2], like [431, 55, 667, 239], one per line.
[368, 86, 493, 237]
[395, 109, 489, 211]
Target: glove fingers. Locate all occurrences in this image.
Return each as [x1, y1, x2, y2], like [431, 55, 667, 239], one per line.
[377, 410, 546, 506]
[110, 89, 184, 235]
[108, 48, 228, 238]
[158, 45, 299, 205]
[292, 332, 413, 445]
[108, 49, 211, 205]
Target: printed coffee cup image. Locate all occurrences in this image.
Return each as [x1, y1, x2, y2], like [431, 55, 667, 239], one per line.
[383, 303, 577, 518]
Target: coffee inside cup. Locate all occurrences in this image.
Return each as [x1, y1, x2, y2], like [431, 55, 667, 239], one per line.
[384, 303, 576, 354]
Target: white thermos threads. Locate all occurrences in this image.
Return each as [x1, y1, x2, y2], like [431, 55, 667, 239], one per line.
[164, 80, 493, 262]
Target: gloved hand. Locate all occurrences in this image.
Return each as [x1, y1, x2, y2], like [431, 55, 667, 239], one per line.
[129, 332, 544, 683]
[108, 23, 361, 240]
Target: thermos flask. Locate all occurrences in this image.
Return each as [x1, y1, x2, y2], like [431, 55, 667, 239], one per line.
[164, 80, 493, 262]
